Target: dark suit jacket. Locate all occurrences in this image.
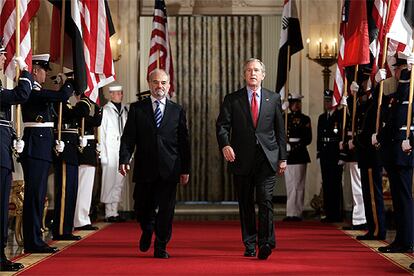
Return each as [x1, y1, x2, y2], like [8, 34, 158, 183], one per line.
[216, 87, 287, 175]
[119, 97, 191, 183]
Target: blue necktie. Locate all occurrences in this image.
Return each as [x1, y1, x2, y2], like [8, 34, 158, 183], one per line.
[154, 100, 162, 128]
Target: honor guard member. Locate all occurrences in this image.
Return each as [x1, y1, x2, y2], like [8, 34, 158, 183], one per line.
[136, 90, 151, 101]
[100, 85, 128, 222]
[317, 89, 344, 223]
[52, 92, 92, 240]
[340, 73, 366, 231]
[375, 53, 414, 253]
[21, 54, 73, 254]
[283, 93, 312, 222]
[74, 98, 102, 231]
[0, 38, 33, 272]
[351, 68, 386, 240]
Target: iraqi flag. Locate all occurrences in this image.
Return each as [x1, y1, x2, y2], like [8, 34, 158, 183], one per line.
[276, 0, 303, 100]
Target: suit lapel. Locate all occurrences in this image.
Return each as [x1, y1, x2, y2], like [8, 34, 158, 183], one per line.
[257, 89, 270, 127]
[143, 98, 157, 128]
[237, 87, 255, 128]
[159, 100, 170, 128]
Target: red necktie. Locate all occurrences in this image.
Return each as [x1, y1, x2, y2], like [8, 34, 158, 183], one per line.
[251, 90, 258, 128]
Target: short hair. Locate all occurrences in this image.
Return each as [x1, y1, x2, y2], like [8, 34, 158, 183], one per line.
[243, 58, 266, 74]
[148, 69, 170, 82]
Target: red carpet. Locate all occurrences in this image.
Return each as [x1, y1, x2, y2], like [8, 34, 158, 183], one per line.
[18, 221, 412, 275]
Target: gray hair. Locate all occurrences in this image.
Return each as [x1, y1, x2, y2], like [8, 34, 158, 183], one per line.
[148, 68, 170, 82]
[243, 58, 266, 74]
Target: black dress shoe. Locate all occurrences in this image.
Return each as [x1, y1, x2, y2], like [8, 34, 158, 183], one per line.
[74, 224, 99, 231]
[283, 216, 293, 222]
[154, 249, 170, 259]
[25, 246, 59, 254]
[342, 223, 368, 230]
[321, 217, 342, 223]
[0, 260, 24, 271]
[105, 216, 126, 223]
[409, 263, 414, 270]
[243, 248, 256, 257]
[290, 216, 302, 222]
[356, 233, 385, 240]
[139, 231, 153, 252]
[378, 244, 414, 253]
[257, 244, 272, 260]
[53, 234, 82, 241]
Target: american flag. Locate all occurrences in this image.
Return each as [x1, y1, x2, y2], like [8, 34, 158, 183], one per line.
[0, 0, 39, 80]
[147, 0, 174, 96]
[333, 2, 347, 107]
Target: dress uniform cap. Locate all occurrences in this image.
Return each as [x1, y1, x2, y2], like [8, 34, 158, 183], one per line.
[324, 89, 334, 99]
[392, 52, 408, 66]
[32, 54, 52, 71]
[288, 93, 304, 102]
[109, 85, 122, 92]
[0, 36, 6, 54]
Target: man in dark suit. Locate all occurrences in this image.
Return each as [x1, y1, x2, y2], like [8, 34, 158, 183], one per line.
[119, 69, 190, 259]
[0, 38, 33, 272]
[216, 58, 287, 260]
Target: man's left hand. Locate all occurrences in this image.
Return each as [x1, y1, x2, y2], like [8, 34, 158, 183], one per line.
[277, 160, 287, 175]
[180, 174, 190, 186]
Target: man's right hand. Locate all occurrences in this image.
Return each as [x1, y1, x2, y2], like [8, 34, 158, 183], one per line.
[375, 69, 387, 83]
[222, 145, 236, 162]
[119, 164, 130, 176]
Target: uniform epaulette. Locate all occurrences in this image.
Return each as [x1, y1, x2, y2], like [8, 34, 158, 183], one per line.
[80, 98, 92, 109]
[66, 102, 73, 109]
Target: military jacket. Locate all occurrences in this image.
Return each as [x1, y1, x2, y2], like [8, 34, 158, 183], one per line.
[286, 111, 312, 164]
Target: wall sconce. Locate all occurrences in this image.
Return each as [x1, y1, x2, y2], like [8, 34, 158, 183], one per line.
[306, 37, 338, 90]
[111, 37, 122, 62]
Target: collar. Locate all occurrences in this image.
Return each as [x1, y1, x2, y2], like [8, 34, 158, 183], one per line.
[247, 86, 262, 96]
[150, 95, 167, 106]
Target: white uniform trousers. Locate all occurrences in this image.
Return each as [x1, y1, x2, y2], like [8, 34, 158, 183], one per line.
[74, 165, 96, 227]
[348, 162, 366, 225]
[100, 163, 126, 218]
[285, 164, 307, 217]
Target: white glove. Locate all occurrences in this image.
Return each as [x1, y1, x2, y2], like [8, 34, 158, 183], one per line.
[56, 73, 68, 85]
[282, 101, 289, 111]
[13, 56, 28, 71]
[100, 156, 108, 165]
[375, 69, 387, 83]
[371, 133, 378, 146]
[407, 53, 414, 70]
[13, 139, 25, 153]
[350, 81, 359, 94]
[340, 95, 348, 106]
[55, 140, 65, 153]
[339, 141, 344, 150]
[79, 136, 88, 148]
[286, 143, 291, 152]
[402, 139, 412, 152]
[348, 140, 355, 150]
[96, 143, 101, 152]
[338, 159, 345, 165]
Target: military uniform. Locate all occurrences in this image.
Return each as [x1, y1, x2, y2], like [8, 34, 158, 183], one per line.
[377, 66, 414, 253]
[284, 95, 312, 220]
[52, 96, 91, 239]
[21, 55, 74, 253]
[353, 85, 386, 239]
[317, 90, 344, 222]
[74, 101, 102, 230]
[0, 53, 33, 271]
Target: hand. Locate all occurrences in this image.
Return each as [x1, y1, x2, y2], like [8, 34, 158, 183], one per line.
[338, 159, 345, 165]
[402, 139, 412, 153]
[79, 136, 88, 148]
[119, 163, 130, 176]
[180, 174, 190, 186]
[55, 140, 65, 153]
[340, 95, 348, 106]
[13, 56, 28, 71]
[348, 140, 355, 150]
[339, 141, 344, 151]
[350, 81, 359, 94]
[286, 143, 291, 152]
[407, 53, 414, 70]
[282, 101, 289, 111]
[100, 156, 108, 165]
[96, 143, 101, 152]
[222, 145, 236, 162]
[371, 133, 378, 146]
[375, 69, 387, 83]
[278, 160, 287, 175]
[13, 139, 25, 153]
[56, 73, 68, 85]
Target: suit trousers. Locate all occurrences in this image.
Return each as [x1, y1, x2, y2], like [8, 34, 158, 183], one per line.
[22, 157, 51, 250]
[285, 164, 306, 217]
[0, 167, 12, 259]
[360, 166, 386, 238]
[134, 179, 177, 250]
[53, 160, 79, 237]
[74, 165, 96, 227]
[384, 164, 414, 247]
[320, 161, 343, 221]
[234, 144, 276, 250]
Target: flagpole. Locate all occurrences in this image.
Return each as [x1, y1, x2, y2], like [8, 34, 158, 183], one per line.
[375, 0, 392, 134]
[57, 0, 67, 144]
[405, 44, 414, 140]
[351, 65, 359, 140]
[341, 77, 348, 143]
[15, 0, 21, 140]
[284, 46, 290, 134]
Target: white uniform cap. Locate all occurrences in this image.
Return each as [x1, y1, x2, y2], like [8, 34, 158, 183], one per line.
[109, 85, 123, 92]
[288, 93, 304, 101]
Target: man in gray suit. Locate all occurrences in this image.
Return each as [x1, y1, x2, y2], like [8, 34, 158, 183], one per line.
[216, 58, 287, 260]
